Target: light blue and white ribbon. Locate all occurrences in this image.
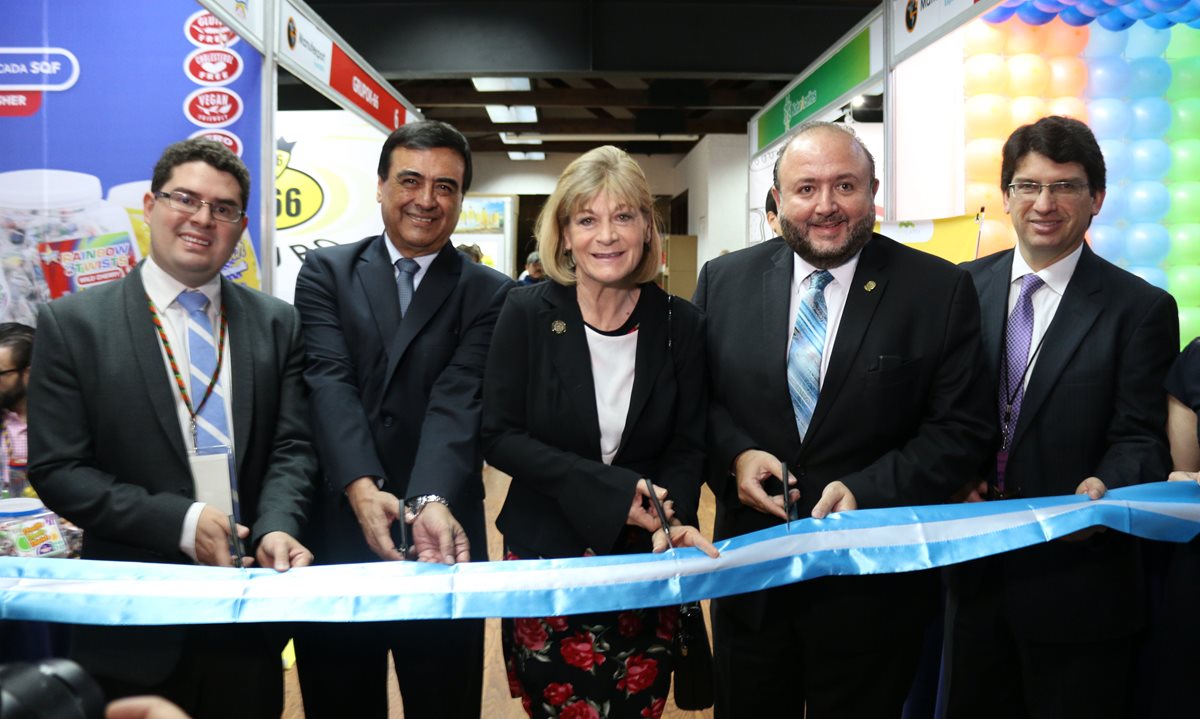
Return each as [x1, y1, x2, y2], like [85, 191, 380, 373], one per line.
[2, 482, 1199, 626]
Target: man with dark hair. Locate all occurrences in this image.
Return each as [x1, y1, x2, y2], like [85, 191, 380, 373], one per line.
[28, 137, 318, 717]
[292, 120, 513, 718]
[694, 120, 993, 717]
[0, 323, 32, 498]
[765, 187, 781, 238]
[944, 115, 1179, 718]
[517, 249, 545, 284]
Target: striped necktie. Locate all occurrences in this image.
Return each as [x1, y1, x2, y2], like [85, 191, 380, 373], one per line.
[787, 270, 834, 441]
[176, 290, 231, 450]
[396, 258, 419, 317]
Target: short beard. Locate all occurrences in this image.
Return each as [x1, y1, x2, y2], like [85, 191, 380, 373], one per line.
[780, 212, 875, 270]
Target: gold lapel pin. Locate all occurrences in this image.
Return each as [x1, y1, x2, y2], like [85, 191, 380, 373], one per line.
[864, 280, 877, 292]
[551, 320, 566, 335]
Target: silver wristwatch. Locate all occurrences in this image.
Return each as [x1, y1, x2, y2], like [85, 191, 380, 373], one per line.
[404, 493, 450, 521]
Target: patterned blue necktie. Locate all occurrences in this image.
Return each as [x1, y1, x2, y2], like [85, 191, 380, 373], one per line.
[788, 270, 834, 441]
[396, 258, 419, 317]
[176, 290, 231, 451]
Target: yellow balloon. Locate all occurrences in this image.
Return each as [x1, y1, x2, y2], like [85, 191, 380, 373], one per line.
[1007, 54, 1050, 97]
[966, 138, 1005, 185]
[1047, 96, 1089, 123]
[966, 95, 1014, 139]
[965, 19, 1008, 56]
[966, 182, 1006, 216]
[964, 54, 1008, 96]
[1047, 56, 1089, 98]
[978, 218, 1017, 258]
[1010, 96, 1049, 130]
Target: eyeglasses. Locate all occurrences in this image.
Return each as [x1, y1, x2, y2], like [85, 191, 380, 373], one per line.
[0, 368, 25, 377]
[1006, 181, 1089, 199]
[154, 191, 245, 223]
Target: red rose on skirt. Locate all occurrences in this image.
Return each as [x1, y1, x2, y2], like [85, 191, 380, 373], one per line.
[546, 615, 570, 632]
[561, 631, 605, 671]
[617, 654, 659, 694]
[506, 663, 524, 698]
[559, 700, 600, 719]
[641, 697, 667, 718]
[543, 682, 574, 707]
[617, 611, 643, 638]
[655, 606, 679, 641]
[514, 617, 549, 651]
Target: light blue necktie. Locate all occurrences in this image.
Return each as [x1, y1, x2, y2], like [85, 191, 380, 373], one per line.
[176, 290, 231, 451]
[396, 258, 419, 317]
[788, 270, 833, 441]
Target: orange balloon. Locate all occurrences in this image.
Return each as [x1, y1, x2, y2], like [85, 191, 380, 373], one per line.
[965, 19, 1007, 56]
[1005, 20, 1047, 56]
[1047, 56, 1088, 97]
[966, 138, 1005, 185]
[1007, 54, 1050, 97]
[1047, 96, 1088, 122]
[966, 95, 1013, 139]
[1042, 17, 1089, 57]
[966, 182, 1006, 217]
[1010, 96, 1048, 130]
[978, 219, 1016, 258]
[964, 54, 1008, 96]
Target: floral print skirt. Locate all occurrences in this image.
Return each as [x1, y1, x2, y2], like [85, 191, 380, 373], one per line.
[503, 550, 678, 719]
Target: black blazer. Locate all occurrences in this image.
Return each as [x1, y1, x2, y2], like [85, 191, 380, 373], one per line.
[294, 237, 513, 562]
[956, 243, 1179, 641]
[28, 264, 318, 682]
[694, 235, 994, 629]
[481, 281, 707, 558]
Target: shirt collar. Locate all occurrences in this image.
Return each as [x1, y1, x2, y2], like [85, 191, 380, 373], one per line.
[383, 233, 439, 273]
[142, 256, 222, 313]
[792, 249, 862, 291]
[1010, 241, 1083, 296]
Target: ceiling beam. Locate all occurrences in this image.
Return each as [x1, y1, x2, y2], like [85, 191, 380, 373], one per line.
[441, 116, 747, 134]
[399, 86, 776, 110]
[471, 140, 696, 155]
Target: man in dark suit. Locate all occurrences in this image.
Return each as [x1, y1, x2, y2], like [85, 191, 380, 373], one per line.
[693, 121, 993, 718]
[292, 120, 513, 718]
[944, 116, 1179, 719]
[28, 138, 318, 718]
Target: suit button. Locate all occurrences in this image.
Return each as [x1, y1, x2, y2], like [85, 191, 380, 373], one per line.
[382, 415, 394, 428]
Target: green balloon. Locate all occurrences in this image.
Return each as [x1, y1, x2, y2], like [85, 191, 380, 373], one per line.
[1169, 140, 1200, 183]
[1168, 224, 1200, 265]
[1179, 306, 1200, 350]
[1168, 57, 1200, 103]
[1167, 25, 1200, 61]
[1167, 183, 1200, 225]
[1168, 99, 1200, 142]
[1169, 266, 1200, 306]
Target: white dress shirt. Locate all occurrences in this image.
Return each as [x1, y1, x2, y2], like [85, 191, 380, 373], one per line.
[141, 256, 235, 560]
[384, 232, 438, 291]
[1005, 242, 1084, 390]
[787, 251, 862, 385]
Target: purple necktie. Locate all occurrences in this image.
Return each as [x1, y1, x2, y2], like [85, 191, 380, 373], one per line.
[997, 273, 1044, 492]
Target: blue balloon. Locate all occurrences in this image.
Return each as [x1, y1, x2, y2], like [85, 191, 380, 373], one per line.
[983, 4, 1018, 22]
[1128, 58, 1173, 97]
[1119, 0, 1156, 18]
[1003, 0, 1026, 6]
[1130, 97, 1173, 138]
[1166, 2, 1200, 21]
[1017, 3, 1058, 23]
[1189, 15, 1200, 26]
[1097, 184, 1127, 223]
[1097, 10, 1138, 30]
[1089, 224, 1125, 260]
[1056, 0, 1083, 5]
[1125, 223, 1172, 263]
[1142, 0, 1188, 9]
[1101, 139, 1132, 178]
[1078, 0, 1113, 15]
[1061, 6, 1099, 22]
[1129, 265, 1170, 290]
[1090, 98, 1134, 138]
[1084, 23, 1131, 55]
[1089, 57, 1132, 98]
[1124, 22, 1173, 56]
[1129, 139, 1173, 179]
[1034, 0, 1068, 10]
[1099, 0, 1134, 5]
[1126, 180, 1171, 221]
[1145, 14, 1179, 27]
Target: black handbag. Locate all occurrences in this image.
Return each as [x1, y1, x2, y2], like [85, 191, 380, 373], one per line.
[672, 600, 715, 710]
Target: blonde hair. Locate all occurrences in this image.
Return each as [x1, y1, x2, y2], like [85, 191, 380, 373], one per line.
[536, 146, 663, 285]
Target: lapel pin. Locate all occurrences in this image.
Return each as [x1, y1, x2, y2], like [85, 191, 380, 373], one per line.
[864, 280, 877, 292]
[551, 320, 566, 335]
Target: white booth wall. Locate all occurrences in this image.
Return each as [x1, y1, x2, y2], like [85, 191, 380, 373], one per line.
[675, 134, 751, 266]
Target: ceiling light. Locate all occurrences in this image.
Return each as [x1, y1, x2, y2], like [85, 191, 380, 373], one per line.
[503, 133, 700, 142]
[852, 95, 866, 107]
[507, 151, 546, 161]
[486, 105, 538, 123]
[472, 77, 532, 92]
[500, 133, 543, 145]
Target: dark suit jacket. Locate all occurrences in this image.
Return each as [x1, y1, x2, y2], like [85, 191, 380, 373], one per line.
[694, 235, 994, 630]
[481, 281, 706, 558]
[28, 264, 318, 682]
[294, 237, 513, 562]
[957, 244, 1179, 642]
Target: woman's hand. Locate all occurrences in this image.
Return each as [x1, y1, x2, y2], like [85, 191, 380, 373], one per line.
[627, 480, 673, 532]
[652, 520, 720, 558]
[1168, 470, 1200, 484]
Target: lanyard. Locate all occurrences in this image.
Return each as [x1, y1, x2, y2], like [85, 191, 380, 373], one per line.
[146, 294, 228, 445]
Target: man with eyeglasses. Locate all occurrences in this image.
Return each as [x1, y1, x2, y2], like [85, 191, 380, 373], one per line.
[27, 137, 318, 718]
[944, 116, 1179, 718]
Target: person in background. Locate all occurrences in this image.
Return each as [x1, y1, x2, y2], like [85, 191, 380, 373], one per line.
[28, 138, 318, 718]
[694, 121, 993, 718]
[482, 145, 717, 719]
[292, 120, 513, 719]
[765, 187, 781, 238]
[518, 250, 546, 285]
[0, 322, 32, 498]
[944, 115, 1179, 719]
[457, 243, 483, 263]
